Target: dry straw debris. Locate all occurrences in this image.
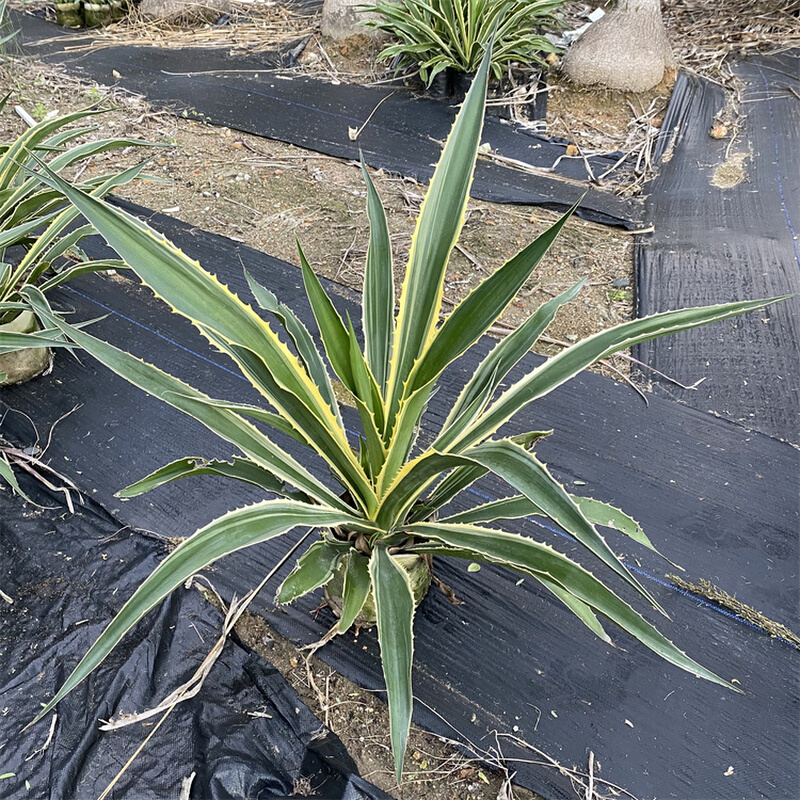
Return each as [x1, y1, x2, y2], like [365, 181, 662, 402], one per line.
[21, 0, 319, 52]
[668, 574, 800, 648]
[665, 0, 800, 80]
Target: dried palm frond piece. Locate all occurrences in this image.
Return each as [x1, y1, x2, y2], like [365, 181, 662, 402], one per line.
[668, 575, 800, 648]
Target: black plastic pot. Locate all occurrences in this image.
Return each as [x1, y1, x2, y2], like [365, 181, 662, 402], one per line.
[450, 70, 475, 104]
[422, 66, 547, 122]
[426, 69, 452, 100]
[423, 69, 478, 106]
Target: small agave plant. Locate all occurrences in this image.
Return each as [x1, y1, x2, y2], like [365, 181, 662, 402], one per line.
[27, 44, 774, 780]
[0, 105, 150, 384]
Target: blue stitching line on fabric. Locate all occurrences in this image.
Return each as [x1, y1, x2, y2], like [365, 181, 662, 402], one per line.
[464, 485, 799, 650]
[755, 64, 800, 269]
[65, 285, 247, 381]
[65, 283, 368, 436]
[63, 285, 798, 650]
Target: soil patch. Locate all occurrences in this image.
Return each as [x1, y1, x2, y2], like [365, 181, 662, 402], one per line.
[711, 151, 749, 189]
[234, 609, 543, 800]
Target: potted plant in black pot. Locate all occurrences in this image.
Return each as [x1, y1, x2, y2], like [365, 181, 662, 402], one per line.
[362, 0, 561, 104]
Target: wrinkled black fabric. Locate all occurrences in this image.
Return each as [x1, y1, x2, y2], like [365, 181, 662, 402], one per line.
[2, 200, 797, 799]
[0, 480, 392, 799]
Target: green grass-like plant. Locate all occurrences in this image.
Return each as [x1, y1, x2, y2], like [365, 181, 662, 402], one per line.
[25, 44, 778, 781]
[363, 0, 562, 84]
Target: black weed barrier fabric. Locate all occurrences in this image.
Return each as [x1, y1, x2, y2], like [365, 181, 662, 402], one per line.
[634, 56, 800, 444]
[0, 485, 392, 799]
[12, 11, 641, 229]
[2, 205, 798, 800]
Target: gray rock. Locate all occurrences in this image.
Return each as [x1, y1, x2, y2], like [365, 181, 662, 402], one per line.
[321, 0, 385, 41]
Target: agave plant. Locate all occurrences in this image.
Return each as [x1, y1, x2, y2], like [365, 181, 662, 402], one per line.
[26, 44, 777, 780]
[363, 0, 562, 84]
[0, 106, 152, 383]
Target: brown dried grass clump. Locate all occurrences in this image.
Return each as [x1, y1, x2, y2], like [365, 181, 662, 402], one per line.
[20, 0, 318, 53]
[665, 0, 800, 78]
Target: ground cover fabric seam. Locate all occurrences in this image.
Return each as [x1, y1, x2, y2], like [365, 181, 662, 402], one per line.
[633, 56, 800, 443]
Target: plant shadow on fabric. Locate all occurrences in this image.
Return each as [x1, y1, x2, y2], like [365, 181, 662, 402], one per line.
[26, 41, 781, 783]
